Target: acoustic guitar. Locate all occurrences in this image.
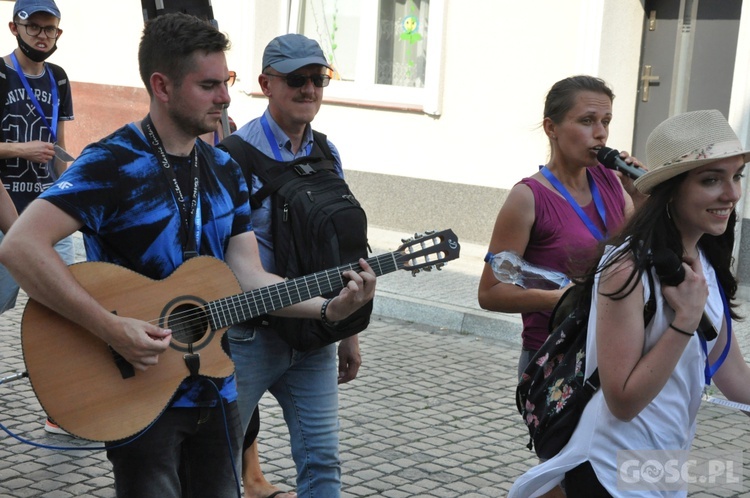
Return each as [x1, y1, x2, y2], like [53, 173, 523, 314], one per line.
[21, 229, 460, 441]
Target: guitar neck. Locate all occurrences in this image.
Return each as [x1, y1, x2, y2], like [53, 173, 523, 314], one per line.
[207, 251, 400, 330]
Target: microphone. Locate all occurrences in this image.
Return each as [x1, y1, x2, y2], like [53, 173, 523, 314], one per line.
[597, 147, 645, 180]
[651, 248, 717, 340]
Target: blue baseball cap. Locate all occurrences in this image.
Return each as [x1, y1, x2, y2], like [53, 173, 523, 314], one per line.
[262, 34, 330, 74]
[13, 0, 61, 19]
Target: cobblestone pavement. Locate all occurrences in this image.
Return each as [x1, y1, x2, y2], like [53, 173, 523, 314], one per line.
[0, 230, 749, 497]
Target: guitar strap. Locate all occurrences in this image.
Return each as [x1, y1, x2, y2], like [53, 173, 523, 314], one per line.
[184, 353, 201, 379]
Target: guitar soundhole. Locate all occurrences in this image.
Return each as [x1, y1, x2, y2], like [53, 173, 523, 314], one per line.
[168, 303, 209, 345]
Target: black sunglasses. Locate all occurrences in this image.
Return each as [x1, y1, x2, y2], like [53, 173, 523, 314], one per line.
[264, 73, 331, 88]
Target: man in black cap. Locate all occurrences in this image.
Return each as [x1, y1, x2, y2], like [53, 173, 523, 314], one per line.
[225, 33, 364, 498]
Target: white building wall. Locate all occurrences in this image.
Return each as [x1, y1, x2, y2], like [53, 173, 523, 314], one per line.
[1, 0, 645, 191]
[6, 0, 750, 288]
[225, 0, 647, 191]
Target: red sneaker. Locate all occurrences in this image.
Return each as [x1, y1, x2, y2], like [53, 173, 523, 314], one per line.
[44, 418, 71, 436]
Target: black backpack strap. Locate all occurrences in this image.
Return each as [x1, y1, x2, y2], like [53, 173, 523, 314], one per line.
[251, 156, 336, 203]
[219, 131, 337, 209]
[46, 62, 68, 90]
[0, 60, 7, 107]
[0, 61, 7, 139]
[312, 130, 334, 161]
[0, 61, 67, 150]
[643, 267, 657, 325]
[0, 61, 65, 113]
[584, 267, 657, 392]
[217, 134, 253, 173]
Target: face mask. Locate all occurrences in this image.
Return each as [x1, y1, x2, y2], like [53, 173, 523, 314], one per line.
[16, 34, 57, 62]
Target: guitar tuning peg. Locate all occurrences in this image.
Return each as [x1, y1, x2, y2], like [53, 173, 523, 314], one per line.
[410, 268, 420, 276]
[401, 237, 412, 244]
[435, 263, 445, 271]
[422, 266, 433, 272]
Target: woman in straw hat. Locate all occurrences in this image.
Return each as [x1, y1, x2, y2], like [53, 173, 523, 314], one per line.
[510, 109, 750, 497]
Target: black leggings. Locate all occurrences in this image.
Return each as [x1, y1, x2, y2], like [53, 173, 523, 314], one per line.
[242, 406, 261, 452]
[565, 461, 612, 497]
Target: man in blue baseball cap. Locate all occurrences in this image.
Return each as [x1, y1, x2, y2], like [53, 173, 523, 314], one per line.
[13, 0, 61, 20]
[221, 33, 369, 498]
[262, 33, 332, 73]
[0, 0, 75, 436]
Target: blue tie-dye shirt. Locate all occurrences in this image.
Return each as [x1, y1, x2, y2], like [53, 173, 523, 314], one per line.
[40, 122, 253, 408]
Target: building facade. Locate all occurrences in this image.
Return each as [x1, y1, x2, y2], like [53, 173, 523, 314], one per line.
[4, 0, 750, 295]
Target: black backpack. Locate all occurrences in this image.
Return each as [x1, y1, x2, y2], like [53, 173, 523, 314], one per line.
[218, 132, 372, 351]
[516, 268, 656, 460]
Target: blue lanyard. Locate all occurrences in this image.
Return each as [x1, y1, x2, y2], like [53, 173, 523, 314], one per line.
[261, 114, 311, 160]
[540, 166, 607, 241]
[699, 283, 732, 386]
[10, 53, 59, 142]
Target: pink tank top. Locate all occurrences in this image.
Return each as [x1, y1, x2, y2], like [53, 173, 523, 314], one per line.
[520, 165, 626, 350]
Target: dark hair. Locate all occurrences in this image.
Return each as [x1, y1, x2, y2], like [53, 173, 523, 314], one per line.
[543, 75, 615, 124]
[138, 13, 230, 96]
[585, 171, 739, 319]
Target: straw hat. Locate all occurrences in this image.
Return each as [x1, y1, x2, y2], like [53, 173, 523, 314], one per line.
[634, 109, 750, 194]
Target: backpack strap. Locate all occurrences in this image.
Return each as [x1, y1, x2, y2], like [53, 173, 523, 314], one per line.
[0, 60, 67, 112]
[250, 156, 336, 207]
[585, 267, 657, 391]
[217, 134, 252, 172]
[218, 131, 337, 209]
[0, 61, 67, 142]
[312, 130, 335, 161]
[46, 62, 69, 92]
[0, 61, 8, 108]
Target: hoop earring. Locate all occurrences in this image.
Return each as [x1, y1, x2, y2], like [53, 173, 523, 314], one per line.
[666, 204, 672, 220]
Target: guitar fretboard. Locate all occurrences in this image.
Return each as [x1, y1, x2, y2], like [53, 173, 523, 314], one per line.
[207, 251, 401, 330]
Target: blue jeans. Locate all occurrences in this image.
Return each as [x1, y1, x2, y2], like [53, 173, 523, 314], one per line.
[0, 233, 75, 314]
[106, 403, 242, 498]
[228, 324, 340, 498]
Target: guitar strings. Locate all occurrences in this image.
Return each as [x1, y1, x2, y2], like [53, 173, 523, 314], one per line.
[116, 233, 444, 338]
[151, 240, 443, 335]
[137, 252, 407, 342]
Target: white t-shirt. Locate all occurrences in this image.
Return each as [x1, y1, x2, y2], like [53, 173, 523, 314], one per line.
[509, 247, 724, 497]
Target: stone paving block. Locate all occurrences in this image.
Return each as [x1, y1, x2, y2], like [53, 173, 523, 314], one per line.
[2, 233, 750, 496]
[381, 488, 414, 498]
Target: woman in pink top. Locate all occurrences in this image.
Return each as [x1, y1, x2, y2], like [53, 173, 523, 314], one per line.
[478, 75, 645, 377]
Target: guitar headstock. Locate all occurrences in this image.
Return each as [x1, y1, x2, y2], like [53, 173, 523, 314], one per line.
[396, 229, 460, 275]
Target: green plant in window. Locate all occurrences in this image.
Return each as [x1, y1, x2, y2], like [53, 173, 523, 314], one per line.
[328, 2, 338, 63]
[400, 14, 422, 45]
[399, 2, 422, 80]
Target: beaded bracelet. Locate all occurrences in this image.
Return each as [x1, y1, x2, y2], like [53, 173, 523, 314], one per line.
[321, 297, 338, 327]
[669, 323, 694, 337]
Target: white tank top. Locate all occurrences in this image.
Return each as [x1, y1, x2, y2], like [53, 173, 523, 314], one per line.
[509, 246, 725, 498]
